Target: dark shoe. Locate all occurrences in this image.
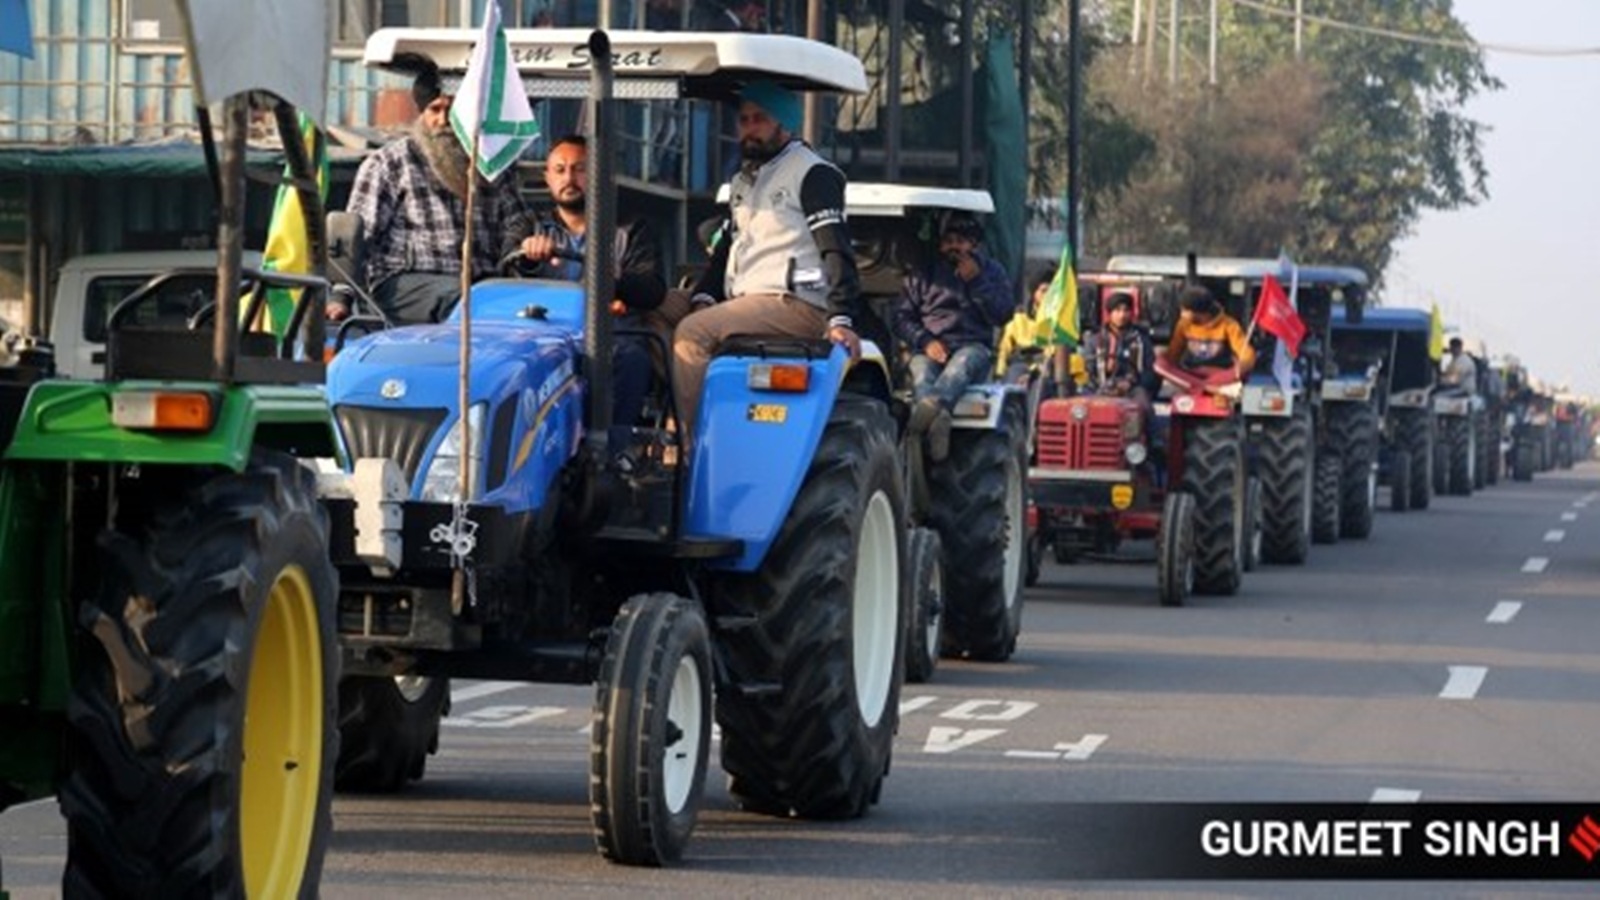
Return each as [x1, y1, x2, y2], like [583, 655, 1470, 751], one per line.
[909, 396, 942, 435]
[928, 409, 953, 462]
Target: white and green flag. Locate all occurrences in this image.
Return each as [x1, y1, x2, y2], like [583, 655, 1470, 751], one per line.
[450, 0, 540, 183]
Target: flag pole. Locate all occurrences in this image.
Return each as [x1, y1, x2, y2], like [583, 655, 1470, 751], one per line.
[451, 128, 481, 614]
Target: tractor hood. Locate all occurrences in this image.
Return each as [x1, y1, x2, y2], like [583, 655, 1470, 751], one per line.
[328, 321, 579, 410]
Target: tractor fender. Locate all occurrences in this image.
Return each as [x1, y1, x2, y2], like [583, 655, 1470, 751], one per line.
[685, 342, 891, 572]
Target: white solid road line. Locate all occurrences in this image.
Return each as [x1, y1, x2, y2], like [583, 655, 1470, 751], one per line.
[1561, 511, 1579, 522]
[1522, 557, 1549, 573]
[1544, 530, 1566, 543]
[450, 681, 525, 705]
[1440, 666, 1488, 700]
[1370, 788, 1422, 803]
[1486, 601, 1522, 624]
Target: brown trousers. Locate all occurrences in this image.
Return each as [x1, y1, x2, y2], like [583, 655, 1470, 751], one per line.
[671, 292, 828, 440]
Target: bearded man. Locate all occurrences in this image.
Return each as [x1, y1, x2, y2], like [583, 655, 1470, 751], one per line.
[341, 60, 532, 324]
[670, 79, 863, 443]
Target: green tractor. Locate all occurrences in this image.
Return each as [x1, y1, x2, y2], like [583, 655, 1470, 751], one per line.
[1, 3, 341, 896]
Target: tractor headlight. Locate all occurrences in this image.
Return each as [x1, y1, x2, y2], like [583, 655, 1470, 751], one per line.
[1125, 442, 1148, 466]
[421, 403, 487, 503]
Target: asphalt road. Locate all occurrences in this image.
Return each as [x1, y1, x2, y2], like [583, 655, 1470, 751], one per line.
[4, 464, 1599, 898]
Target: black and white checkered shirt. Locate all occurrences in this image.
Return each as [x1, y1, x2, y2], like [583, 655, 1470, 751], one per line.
[345, 136, 531, 289]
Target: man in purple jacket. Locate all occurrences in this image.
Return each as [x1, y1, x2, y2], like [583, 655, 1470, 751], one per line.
[894, 213, 1015, 461]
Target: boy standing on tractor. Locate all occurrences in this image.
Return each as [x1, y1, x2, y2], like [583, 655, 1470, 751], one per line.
[1165, 285, 1256, 379]
[895, 213, 1015, 461]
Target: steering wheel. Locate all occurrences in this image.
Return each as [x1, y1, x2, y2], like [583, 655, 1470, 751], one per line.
[498, 246, 584, 278]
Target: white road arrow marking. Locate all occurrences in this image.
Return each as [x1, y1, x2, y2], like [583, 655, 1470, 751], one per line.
[450, 681, 524, 705]
[922, 726, 1005, 754]
[899, 696, 938, 716]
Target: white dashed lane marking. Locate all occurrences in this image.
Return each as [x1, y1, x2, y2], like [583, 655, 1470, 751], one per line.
[1561, 512, 1578, 522]
[1440, 666, 1488, 700]
[1522, 557, 1549, 573]
[1486, 601, 1522, 624]
[1370, 788, 1422, 803]
[1544, 530, 1565, 543]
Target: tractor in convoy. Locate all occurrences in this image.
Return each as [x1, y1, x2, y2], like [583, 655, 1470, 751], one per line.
[1431, 333, 1483, 497]
[1330, 306, 1437, 511]
[840, 184, 1029, 683]
[1, 2, 343, 895]
[322, 28, 904, 868]
[1297, 266, 1377, 540]
[1027, 264, 1252, 606]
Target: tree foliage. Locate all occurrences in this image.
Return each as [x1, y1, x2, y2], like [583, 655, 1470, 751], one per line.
[1068, 0, 1498, 283]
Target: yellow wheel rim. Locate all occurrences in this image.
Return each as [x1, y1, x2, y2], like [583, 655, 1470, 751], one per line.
[240, 563, 324, 898]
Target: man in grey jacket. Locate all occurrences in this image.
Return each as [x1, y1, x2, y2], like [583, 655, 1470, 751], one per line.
[672, 80, 864, 441]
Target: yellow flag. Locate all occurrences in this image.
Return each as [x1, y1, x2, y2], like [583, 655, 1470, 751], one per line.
[1427, 301, 1444, 362]
[1035, 239, 1079, 348]
[251, 113, 328, 337]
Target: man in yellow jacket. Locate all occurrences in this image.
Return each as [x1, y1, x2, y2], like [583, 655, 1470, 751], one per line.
[1164, 285, 1255, 380]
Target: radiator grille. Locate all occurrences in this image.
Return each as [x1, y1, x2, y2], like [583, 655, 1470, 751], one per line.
[1036, 417, 1124, 470]
[335, 405, 448, 484]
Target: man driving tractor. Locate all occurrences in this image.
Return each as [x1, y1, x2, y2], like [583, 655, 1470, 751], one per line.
[1165, 284, 1256, 379]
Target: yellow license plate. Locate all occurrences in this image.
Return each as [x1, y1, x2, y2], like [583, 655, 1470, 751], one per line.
[747, 403, 788, 424]
[1111, 484, 1134, 509]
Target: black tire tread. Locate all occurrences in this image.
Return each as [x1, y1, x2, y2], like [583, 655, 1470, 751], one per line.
[1329, 403, 1378, 539]
[62, 450, 337, 900]
[1180, 418, 1243, 596]
[1255, 411, 1312, 564]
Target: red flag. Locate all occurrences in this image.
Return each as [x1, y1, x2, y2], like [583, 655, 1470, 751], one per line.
[1253, 274, 1307, 358]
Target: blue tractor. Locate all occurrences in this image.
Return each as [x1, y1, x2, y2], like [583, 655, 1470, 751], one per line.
[1330, 306, 1438, 511]
[320, 30, 905, 867]
[1297, 266, 1377, 540]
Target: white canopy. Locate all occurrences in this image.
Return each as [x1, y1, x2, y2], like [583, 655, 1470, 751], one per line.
[363, 28, 867, 97]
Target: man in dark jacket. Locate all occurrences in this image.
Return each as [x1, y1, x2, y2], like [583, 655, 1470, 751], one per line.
[893, 214, 1014, 460]
[1083, 291, 1157, 403]
[519, 135, 666, 450]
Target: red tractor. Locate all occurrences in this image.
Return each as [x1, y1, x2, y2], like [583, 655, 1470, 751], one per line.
[1027, 282, 1256, 606]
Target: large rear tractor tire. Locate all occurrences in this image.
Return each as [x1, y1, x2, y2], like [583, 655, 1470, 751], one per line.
[715, 396, 906, 820]
[1396, 409, 1433, 510]
[1242, 475, 1263, 573]
[929, 408, 1027, 661]
[63, 450, 338, 899]
[1389, 450, 1412, 513]
[590, 593, 713, 867]
[335, 675, 449, 793]
[1255, 409, 1313, 564]
[1446, 415, 1474, 497]
[903, 527, 944, 684]
[1513, 441, 1535, 482]
[1180, 418, 1245, 596]
[1473, 411, 1492, 489]
[1312, 449, 1342, 544]
[1156, 492, 1196, 607]
[1330, 403, 1379, 540]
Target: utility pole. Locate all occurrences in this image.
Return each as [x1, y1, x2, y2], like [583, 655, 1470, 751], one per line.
[1067, 0, 1082, 254]
[1208, 0, 1217, 85]
[1143, 0, 1158, 83]
[1168, 0, 1179, 84]
[1294, 0, 1303, 59]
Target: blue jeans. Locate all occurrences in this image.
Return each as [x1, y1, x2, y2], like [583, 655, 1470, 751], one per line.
[910, 344, 994, 409]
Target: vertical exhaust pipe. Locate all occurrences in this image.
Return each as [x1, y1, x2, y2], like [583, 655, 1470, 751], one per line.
[584, 30, 617, 452]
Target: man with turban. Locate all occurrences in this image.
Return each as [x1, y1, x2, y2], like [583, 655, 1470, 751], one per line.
[672, 79, 864, 441]
[341, 57, 532, 324]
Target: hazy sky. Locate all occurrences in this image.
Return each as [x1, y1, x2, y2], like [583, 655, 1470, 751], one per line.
[1387, 0, 1600, 395]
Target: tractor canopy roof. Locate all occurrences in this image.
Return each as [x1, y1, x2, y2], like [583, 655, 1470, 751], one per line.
[364, 28, 867, 99]
[174, 0, 332, 123]
[1293, 265, 1368, 288]
[1332, 306, 1431, 333]
[1104, 255, 1294, 281]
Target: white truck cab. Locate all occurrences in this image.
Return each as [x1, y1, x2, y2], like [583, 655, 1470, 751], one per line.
[49, 250, 261, 380]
